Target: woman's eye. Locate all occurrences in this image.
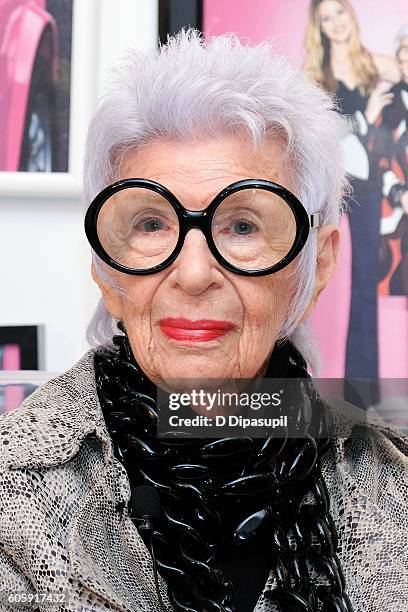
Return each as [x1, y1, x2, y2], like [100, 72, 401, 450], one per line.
[222, 218, 258, 236]
[234, 220, 254, 234]
[137, 217, 167, 232]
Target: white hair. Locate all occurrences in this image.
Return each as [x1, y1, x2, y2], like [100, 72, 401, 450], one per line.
[83, 29, 348, 375]
[395, 24, 408, 52]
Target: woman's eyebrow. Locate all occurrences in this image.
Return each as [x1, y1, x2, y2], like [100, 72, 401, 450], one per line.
[117, 190, 169, 203]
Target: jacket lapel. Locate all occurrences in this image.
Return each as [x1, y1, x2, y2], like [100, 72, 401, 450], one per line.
[320, 403, 408, 610]
[67, 460, 173, 611]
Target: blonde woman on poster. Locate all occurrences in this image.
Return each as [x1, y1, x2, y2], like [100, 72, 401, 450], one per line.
[303, 0, 399, 390]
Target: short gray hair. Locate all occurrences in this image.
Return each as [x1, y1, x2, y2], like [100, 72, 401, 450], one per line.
[84, 29, 348, 375]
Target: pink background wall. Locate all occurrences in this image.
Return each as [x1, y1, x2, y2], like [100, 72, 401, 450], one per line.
[204, 0, 408, 377]
[204, 0, 408, 65]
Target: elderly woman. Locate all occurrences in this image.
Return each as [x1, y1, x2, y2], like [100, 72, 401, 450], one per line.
[1, 30, 407, 612]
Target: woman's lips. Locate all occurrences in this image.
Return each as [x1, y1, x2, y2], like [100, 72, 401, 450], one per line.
[159, 317, 235, 342]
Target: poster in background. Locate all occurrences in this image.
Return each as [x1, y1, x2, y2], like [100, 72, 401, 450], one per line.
[204, 0, 408, 378]
[0, 0, 73, 172]
[0, 325, 46, 413]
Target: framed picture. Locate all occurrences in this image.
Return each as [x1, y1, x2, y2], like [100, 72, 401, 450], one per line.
[0, 1, 72, 176]
[0, 325, 45, 370]
[0, 325, 46, 412]
[0, 0, 100, 199]
[0, 0, 160, 200]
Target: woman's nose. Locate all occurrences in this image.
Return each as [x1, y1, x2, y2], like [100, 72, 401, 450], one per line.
[171, 228, 223, 295]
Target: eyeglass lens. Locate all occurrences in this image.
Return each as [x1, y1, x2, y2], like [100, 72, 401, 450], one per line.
[96, 186, 297, 272]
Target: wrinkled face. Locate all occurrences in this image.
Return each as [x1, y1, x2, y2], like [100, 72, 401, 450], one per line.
[94, 135, 301, 384]
[318, 0, 353, 44]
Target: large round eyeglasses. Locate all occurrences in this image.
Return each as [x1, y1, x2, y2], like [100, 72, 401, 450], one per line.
[84, 178, 320, 277]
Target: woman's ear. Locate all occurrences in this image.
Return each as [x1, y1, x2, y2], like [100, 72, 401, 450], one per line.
[299, 224, 340, 323]
[91, 262, 124, 320]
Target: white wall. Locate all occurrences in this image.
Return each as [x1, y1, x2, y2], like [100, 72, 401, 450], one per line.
[0, 0, 158, 372]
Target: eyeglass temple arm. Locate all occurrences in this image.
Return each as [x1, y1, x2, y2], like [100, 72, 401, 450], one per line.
[309, 212, 320, 230]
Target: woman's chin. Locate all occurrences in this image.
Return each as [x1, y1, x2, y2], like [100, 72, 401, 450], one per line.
[331, 31, 351, 44]
[155, 331, 236, 361]
[158, 357, 232, 382]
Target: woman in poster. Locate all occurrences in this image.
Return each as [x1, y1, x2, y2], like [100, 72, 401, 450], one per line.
[381, 39, 408, 295]
[303, 0, 400, 387]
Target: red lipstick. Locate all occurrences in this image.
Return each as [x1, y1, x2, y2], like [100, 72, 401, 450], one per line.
[159, 318, 235, 342]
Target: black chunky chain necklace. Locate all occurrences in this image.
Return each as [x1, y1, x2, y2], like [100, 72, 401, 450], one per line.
[94, 322, 354, 612]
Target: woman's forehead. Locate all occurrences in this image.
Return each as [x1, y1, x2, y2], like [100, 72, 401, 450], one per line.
[118, 136, 291, 207]
[317, 0, 345, 18]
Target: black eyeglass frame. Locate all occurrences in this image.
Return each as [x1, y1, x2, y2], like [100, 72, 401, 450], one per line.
[84, 178, 321, 277]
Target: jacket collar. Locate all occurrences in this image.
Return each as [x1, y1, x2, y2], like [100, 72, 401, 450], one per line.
[0, 348, 116, 471]
[1, 346, 407, 471]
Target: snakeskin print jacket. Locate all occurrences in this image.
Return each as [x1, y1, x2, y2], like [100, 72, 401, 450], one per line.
[0, 347, 407, 612]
